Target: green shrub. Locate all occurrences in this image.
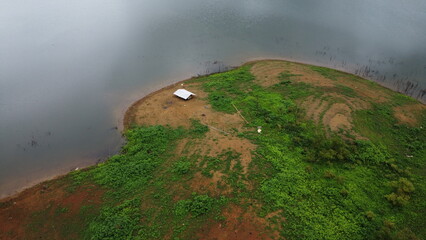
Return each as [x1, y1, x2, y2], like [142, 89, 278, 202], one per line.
[386, 193, 410, 206]
[88, 198, 141, 240]
[365, 211, 376, 220]
[395, 228, 420, 240]
[307, 134, 353, 162]
[350, 140, 388, 164]
[174, 194, 216, 217]
[172, 158, 192, 175]
[376, 219, 395, 240]
[324, 170, 336, 179]
[174, 199, 192, 217]
[385, 178, 415, 206]
[189, 195, 214, 216]
[340, 188, 349, 197]
[305, 165, 313, 173]
[336, 175, 345, 184]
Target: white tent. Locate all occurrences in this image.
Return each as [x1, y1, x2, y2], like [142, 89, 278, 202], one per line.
[173, 89, 196, 100]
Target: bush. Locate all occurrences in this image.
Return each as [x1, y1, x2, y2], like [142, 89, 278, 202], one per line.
[305, 165, 313, 173]
[189, 195, 214, 216]
[385, 178, 415, 206]
[172, 158, 192, 175]
[376, 219, 395, 240]
[324, 170, 336, 179]
[174, 194, 215, 217]
[350, 140, 388, 164]
[365, 211, 376, 220]
[336, 175, 345, 184]
[307, 135, 352, 162]
[88, 199, 141, 240]
[395, 228, 420, 240]
[340, 188, 349, 197]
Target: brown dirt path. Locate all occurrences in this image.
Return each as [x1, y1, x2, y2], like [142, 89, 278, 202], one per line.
[196, 205, 279, 240]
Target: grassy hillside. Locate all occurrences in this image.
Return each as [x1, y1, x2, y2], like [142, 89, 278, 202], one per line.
[1, 60, 425, 240]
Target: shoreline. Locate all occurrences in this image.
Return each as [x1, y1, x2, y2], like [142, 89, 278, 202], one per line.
[123, 77, 196, 130]
[0, 156, 101, 201]
[2, 57, 424, 202]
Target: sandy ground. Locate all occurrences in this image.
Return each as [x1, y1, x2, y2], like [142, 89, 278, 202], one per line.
[196, 205, 278, 240]
[393, 103, 426, 126]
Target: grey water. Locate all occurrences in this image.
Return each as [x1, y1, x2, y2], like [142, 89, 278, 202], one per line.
[1, 0, 426, 198]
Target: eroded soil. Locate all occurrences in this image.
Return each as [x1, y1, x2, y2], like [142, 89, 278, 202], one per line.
[0, 177, 103, 240]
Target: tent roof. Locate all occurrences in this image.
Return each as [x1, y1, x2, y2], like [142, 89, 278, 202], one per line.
[173, 89, 195, 100]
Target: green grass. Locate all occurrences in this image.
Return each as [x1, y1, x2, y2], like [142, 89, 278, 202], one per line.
[198, 65, 254, 113]
[310, 65, 343, 81]
[189, 119, 209, 137]
[87, 198, 141, 240]
[278, 71, 302, 85]
[334, 84, 359, 98]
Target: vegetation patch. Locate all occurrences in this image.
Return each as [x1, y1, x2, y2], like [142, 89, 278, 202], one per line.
[87, 198, 141, 240]
[310, 65, 343, 80]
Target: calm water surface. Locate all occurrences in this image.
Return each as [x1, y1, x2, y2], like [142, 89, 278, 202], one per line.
[1, 0, 426, 197]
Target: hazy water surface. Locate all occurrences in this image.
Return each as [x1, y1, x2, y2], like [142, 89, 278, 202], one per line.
[1, 0, 426, 197]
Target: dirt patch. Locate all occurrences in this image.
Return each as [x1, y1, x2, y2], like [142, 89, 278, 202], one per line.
[172, 130, 256, 197]
[196, 205, 277, 240]
[338, 78, 390, 103]
[299, 94, 368, 135]
[320, 93, 371, 111]
[394, 103, 426, 126]
[0, 179, 103, 240]
[124, 81, 244, 131]
[301, 96, 329, 123]
[322, 103, 352, 132]
[189, 171, 229, 196]
[176, 131, 256, 172]
[250, 60, 335, 88]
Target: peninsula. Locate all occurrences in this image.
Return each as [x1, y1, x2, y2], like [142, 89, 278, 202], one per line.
[1, 60, 425, 240]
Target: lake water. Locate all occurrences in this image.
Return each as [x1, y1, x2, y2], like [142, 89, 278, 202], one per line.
[1, 0, 426, 198]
